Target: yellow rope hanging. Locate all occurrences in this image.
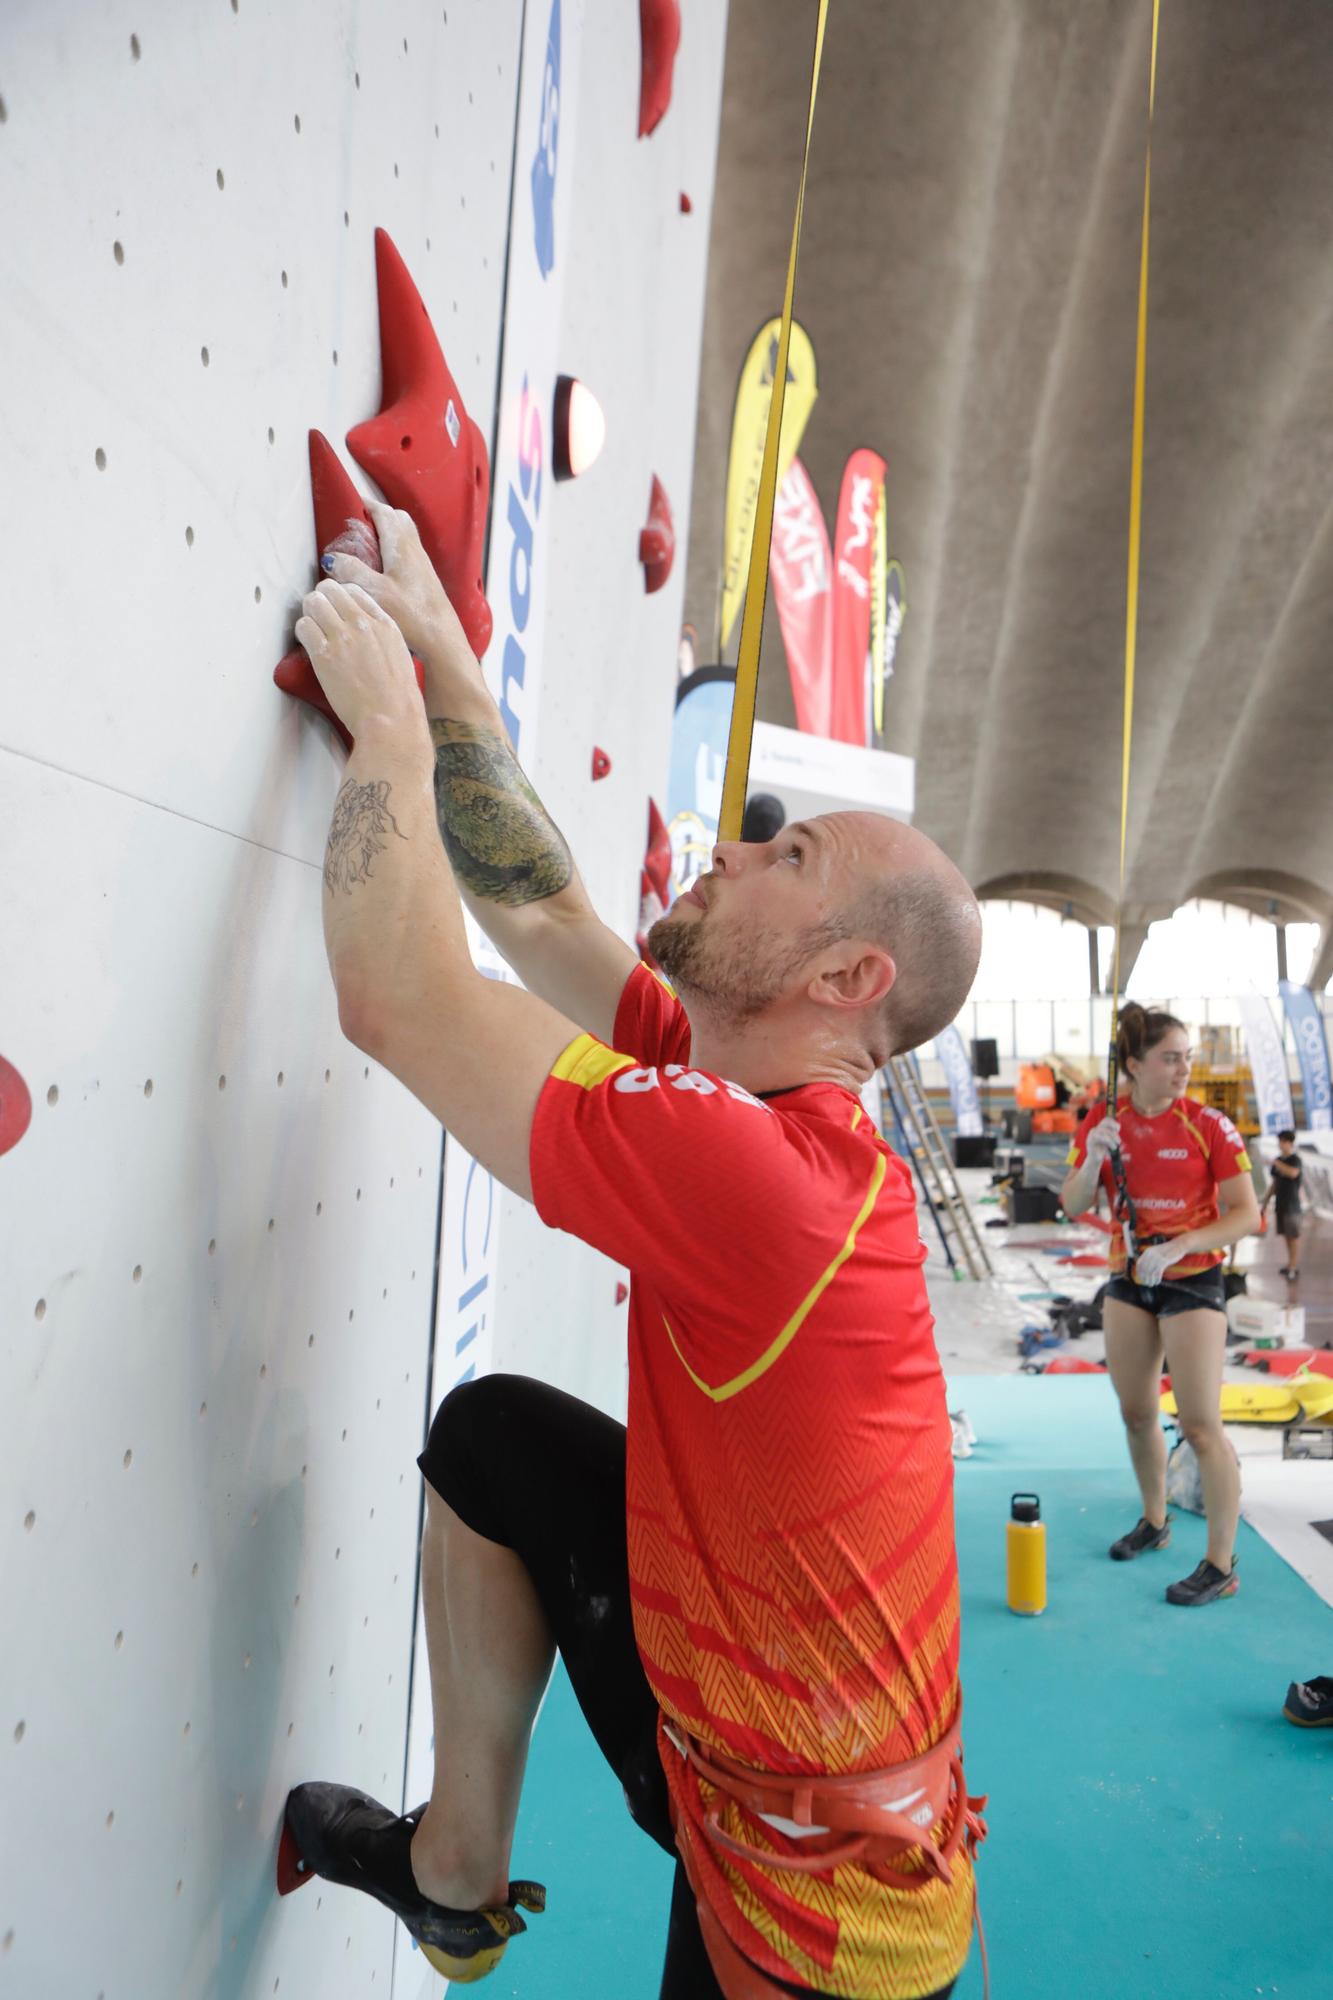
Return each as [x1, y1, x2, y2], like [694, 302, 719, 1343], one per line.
[1107, 0, 1161, 1103]
[717, 0, 830, 843]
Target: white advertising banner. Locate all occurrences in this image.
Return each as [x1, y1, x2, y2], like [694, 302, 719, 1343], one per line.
[934, 1024, 985, 1137]
[1237, 991, 1295, 1136]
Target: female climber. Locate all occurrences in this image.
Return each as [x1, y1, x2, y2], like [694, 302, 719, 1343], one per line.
[1062, 1004, 1261, 1607]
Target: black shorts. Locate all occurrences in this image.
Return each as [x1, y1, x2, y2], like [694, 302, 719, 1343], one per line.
[1275, 1206, 1303, 1238]
[1105, 1265, 1227, 1320]
[418, 1374, 958, 2000]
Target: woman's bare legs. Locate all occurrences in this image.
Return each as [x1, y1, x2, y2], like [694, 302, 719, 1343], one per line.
[1103, 1295, 1167, 1526]
[1161, 1308, 1238, 1571]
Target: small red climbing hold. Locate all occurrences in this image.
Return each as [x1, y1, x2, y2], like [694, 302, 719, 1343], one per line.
[640, 476, 675, 594]
[679, 192, 693, 214]
[615, 1282, 629, 1306]
[0, 1055, 32, 1159]
[592, 747, 612, 781]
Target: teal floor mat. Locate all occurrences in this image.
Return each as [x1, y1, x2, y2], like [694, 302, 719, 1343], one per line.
[505, 1378, 1333, 2000]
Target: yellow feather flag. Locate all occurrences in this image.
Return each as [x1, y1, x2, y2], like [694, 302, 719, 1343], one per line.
[717, 318, 818, 658]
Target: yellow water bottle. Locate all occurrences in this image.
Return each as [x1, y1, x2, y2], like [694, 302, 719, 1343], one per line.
[1007, 1492, 1046, 1615]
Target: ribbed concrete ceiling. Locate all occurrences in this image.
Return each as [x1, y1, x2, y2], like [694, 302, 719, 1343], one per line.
[685, 0, 1333, 975]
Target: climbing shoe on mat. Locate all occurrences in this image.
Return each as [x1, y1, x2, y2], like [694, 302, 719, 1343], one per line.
[277, 1782, 544, 1982]
[1283, 1676, 1333, 1727]
[1109, 1517, 1171, 1561]
[1165, 1558, 1238, 1606]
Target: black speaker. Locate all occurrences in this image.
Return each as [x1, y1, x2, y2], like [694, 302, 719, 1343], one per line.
[971, 1037, 999, 1079]
[953, 1134, 997, 1169]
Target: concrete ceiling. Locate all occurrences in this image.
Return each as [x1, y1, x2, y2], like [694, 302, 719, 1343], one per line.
[684, 0, 1333, 973]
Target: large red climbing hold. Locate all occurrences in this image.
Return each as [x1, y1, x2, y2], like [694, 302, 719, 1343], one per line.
[274, 430, 425, 752]
[0, 1055, 32, 1159]
[639, 476, 675, 594]
[347, 229, 493, 660]
[639, 0, 681, 138]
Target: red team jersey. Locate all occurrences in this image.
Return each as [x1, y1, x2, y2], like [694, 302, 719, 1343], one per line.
[530, 965, 973, 1999]
[1068, 1095, 1252, 1276]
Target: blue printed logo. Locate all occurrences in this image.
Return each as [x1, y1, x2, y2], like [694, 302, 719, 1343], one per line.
[530, 0, 561, 278]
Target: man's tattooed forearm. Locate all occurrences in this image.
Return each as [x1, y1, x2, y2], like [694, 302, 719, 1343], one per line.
[429, 719, 574, 907]
[323, 777, 408, 895]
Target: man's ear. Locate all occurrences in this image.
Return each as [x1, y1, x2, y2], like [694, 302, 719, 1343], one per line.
[809, 948, 896, 1013]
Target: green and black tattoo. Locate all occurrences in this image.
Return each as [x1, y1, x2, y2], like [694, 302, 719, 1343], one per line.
[429, 719, 574, 907]
[324, 777, 408, 895]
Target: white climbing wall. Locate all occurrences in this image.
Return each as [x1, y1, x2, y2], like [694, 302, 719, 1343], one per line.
[0, 1, 727, 1997]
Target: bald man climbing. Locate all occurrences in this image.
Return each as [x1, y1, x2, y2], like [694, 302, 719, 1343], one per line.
[280, 502, 987, 2000]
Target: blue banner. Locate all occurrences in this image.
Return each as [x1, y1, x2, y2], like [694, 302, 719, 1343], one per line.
[934, 1024, 983, 1137]
[666, 669, 735, 898]
[1280, 981, 1333, 1131]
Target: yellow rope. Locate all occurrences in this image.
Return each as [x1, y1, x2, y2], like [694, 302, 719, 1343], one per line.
[1108, 0, 1160, 1101]
[718, 0, 830, 843]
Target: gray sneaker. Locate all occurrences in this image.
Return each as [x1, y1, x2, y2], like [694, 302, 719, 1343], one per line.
[1109, 1516, 1171, 1561]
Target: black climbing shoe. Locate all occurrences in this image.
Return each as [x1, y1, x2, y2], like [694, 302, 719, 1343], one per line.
[1109, 1517, 1171, 1561]
[1283, 1676, 1333, 1727]
[278, 1783, 544, 1983]
[1165, 1558, 1238, 1606]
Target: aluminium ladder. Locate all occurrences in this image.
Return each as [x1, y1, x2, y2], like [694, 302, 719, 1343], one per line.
[884, 1056, 994, 1281]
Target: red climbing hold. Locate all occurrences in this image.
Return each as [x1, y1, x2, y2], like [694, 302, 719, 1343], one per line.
[639, 0, 682, 137]
[592, 747, 612, 781]
[274, 430, 426, 752]
[616, 1282, 630, 1306]
[679, 192, 693, 214]
[275, 1819, 311, 1898]
[0, 1055, 32, 1159]
[639, 476, 675, 594]
[346, 229, 493, 660]
[636, 799, 674, 961]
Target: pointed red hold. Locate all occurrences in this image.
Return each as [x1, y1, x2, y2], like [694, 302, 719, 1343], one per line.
[639, 476, 675, 594]
[679, 192, 693, 214]
[276, 1820, 312, 1897]
[0, 1055, 32, 1159]
[592, 746, 612, 781]
[636, 799, 674, 961]
[273, 430, 426, 752]
[346, 229, 493, 660]
[639, 0, 682, 137]
[615, 1282, 629, 1306]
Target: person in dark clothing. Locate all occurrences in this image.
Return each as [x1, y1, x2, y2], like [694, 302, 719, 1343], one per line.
[1261, 1129, 1304, 1282]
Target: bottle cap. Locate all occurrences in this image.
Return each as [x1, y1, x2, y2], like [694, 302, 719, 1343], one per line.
[1010, 1492, 1041, 1523]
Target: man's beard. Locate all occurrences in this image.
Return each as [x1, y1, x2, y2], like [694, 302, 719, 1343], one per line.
[648, 902, 843, 1025]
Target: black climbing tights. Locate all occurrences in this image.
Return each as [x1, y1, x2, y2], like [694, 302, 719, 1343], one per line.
[418, 1373, 956, 2000]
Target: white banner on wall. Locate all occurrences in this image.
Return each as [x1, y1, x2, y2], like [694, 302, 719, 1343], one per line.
[435, 0, 585, 1400]
[1237, 991, 1295, 1136]
[934, 1024, 984, 1137]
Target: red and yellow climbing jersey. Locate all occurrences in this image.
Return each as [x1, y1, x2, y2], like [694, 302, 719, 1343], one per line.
[530, 964, 974, 1998]
[1068, 1094, 1252, 1277]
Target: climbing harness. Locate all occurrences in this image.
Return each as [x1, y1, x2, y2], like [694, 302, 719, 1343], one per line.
[665, 1706, 989, 2000]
